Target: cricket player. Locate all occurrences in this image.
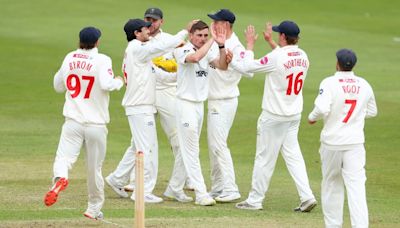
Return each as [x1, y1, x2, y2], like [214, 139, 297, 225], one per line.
[146, 8, 194, 201]
[234, 21, 317, 211]
[44, 26, 124, 220]
[118, 8, 193, 202]
[206, 9, 252, 202]
[105, 18, 192, 203]
[174, 20, 229, 206]
[308, 49, 377, 227]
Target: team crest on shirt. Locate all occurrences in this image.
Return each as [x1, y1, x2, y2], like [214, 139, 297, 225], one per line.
[260, 56, 268, 65]
[108, 68, 114, 76]
[240, 51, 245, 59]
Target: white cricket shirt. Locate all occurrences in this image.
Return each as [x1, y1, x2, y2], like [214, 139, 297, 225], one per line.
[121, 30, 187, 115]
[208, 32, 250, 100]
[233, 45, 309, 119]
[174, 41, 218, 102]
[53, 48, 123, 125]
[308, 71, 377, 148]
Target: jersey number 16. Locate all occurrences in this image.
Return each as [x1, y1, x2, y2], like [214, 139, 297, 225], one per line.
[286, 72, 304, 95]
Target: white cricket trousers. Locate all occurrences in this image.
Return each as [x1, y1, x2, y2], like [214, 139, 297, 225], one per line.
[247, 111, 315, 207]
[53, 119, 107, 215]
[176, 98, 208, 200]
[156, 88, 187, 194]
[320, 145, 368, 228]
[108, 113, 158, 195]
[207, 98, 239, 194]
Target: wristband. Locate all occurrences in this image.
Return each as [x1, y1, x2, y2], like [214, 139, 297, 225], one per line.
[218, 45, 225, 49]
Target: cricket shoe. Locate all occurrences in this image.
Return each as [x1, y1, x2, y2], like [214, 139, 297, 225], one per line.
[44, 177, 68, 206]
[163, 187, 193, 203]
[44, 177, 68, 207]
[84, 211, 104, 220]
[208, 190, 222, 198]
[215, 191, 241, 202]
[105, 175, 129, 198]
[235, 201, 262, 210]
[294, 198, 317, 212]
[195, 196, 216, 206]
[131, 193, 164, 203]
[123, 183, 135, 192]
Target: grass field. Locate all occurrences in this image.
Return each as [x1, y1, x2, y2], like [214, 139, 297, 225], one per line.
[1, 0, 399, 227]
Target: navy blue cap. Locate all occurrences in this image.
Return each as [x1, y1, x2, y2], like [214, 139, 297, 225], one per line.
[336, 49, 357, 69]
[144, 7, 163, 19]
[208, 9, 235, 24]
[272, 20, 300, 37]
[79, 27, 101, 44]
[124, 19, 152, 35]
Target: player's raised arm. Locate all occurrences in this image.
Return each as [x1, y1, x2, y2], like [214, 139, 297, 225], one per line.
[263, 22, 278, 50]
[210, 22, 228, 70]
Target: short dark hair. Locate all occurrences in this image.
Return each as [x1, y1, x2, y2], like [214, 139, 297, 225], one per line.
[285, 35, 299, 45]
[190, 21, 209, 33]
[126, 32, 136, 42]
[79, 42, 96, 50]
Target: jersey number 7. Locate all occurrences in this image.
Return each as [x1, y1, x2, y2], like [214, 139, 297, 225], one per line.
[66, 74, 95, 99]
[343, 99, 357, 123]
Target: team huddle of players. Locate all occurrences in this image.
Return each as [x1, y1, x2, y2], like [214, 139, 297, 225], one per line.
[44, 7, 377, 228]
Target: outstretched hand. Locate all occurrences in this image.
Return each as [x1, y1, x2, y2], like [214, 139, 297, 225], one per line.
[245, 25, 258, 50]
[263, 22, 273, 42]
[211, 22, 227, 46]
[263, 21, 278, 49]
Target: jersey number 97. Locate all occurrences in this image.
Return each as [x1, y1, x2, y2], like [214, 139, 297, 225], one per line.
[66, 74, 95, 99]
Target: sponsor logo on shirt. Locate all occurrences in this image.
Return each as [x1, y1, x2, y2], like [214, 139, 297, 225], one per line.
[147, 121, 154, 126]
[260, 56, 268, 65]
[339, 78, 356, 83]
[73, 54, 89, 59]
[183, 123, 189, 127]
[184, 49, 191, 54]
[108, 68, 114, 76]
[196, 70, 208, 77]
[288, 52, 301, 56]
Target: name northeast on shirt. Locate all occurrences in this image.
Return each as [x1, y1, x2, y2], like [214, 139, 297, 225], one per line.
[283, 51, 308, 70]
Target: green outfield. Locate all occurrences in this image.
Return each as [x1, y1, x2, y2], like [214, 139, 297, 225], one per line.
[1, 0, 399, 227]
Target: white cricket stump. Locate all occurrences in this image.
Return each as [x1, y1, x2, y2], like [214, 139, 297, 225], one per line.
[135, 151, 144, 228]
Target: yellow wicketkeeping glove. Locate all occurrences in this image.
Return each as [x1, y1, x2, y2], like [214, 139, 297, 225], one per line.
[152, 56, 178, 73]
